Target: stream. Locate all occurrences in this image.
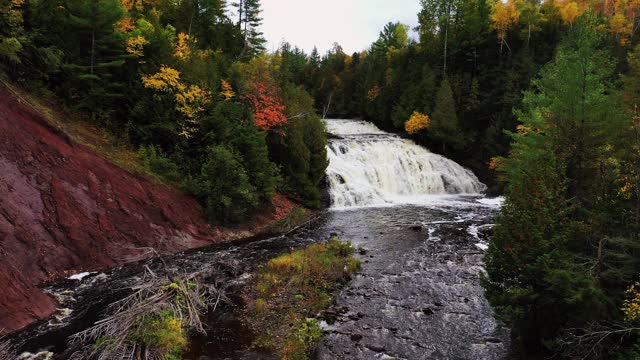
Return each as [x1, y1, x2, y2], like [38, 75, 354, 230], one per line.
[14, 120, 509, 359]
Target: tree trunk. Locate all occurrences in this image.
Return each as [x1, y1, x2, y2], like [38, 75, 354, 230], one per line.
[90, 27, 95, 76]
[238, 0, 243, 30]
[443, 12, 449, 76]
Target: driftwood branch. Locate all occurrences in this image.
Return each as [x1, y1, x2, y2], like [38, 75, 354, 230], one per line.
[68, 269, 229, 360]
[558, 322, 640, 359]
[0, 336, 15, 360]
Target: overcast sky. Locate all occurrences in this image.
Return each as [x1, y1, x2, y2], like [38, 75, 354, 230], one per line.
[259, 0, 422, 55]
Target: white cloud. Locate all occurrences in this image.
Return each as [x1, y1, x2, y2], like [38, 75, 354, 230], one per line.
[259, 0, 421, 55]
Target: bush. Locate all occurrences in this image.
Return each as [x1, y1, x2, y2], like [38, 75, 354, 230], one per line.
[187, 145, 260, 223]
[138, 145, 182, 183]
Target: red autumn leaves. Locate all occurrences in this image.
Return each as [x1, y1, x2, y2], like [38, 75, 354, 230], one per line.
[244, 76, 287, 131]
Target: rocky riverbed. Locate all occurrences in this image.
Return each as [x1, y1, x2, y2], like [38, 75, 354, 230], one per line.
[12, 196, 508, 360]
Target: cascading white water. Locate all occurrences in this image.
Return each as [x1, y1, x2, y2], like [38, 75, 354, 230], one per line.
[325, 119, 487, 208]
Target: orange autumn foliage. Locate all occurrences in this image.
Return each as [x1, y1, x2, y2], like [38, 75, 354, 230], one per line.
[245, 81, 287, 131]
[367, 85, 381, 102]
[404, 111, 430, 134]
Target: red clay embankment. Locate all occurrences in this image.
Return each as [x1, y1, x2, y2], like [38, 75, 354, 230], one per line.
[0, 88, 296, 333]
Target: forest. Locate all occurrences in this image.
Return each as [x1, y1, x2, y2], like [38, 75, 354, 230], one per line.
[0, 0, 328, 225]
[2, 0, 640, 358]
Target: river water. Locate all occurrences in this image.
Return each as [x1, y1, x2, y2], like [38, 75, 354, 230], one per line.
[15, 120, 509, 359]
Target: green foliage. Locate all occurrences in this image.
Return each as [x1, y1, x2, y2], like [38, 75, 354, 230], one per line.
[246, 239, 361, 359]
[188, 145, 259, 223]
[130, 310, 188, 360]
[61, 0, 129, 116]
[1, 0, 327, 226]
[372, 22, 410, 56]
[269, 84, 328, 208]
[138, 145, 182, 183]
[484, 13, 640, 358]
[272, 206, 307, 232]
[429, 77, 463, 151]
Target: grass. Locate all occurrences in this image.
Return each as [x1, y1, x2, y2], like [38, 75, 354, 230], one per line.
[244, 238, 361, 360]
[129, 310, 189, 360]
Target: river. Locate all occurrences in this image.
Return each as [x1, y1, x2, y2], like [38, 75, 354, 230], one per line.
[15, 119, 509, 359]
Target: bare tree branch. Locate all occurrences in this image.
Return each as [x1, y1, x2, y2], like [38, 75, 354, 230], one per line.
[558, 322, 640, 359]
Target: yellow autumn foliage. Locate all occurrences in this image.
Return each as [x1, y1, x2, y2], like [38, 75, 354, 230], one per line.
[175, 85, 210, 119]
[367, 85, 381, 102]
[175, 32, 191, 61]
[126, 35, 148, 57]
[623, 281, 640, 322]
[142, 66, 184, 92]
[115, 17, 136, 32]
[558, 1, 583, 24]
[3, 0, 25, 28]
[490, 0, 520, 44]
[220, 79, 235, 100]
[142, 66, 210, 138]
[404, 111, 430, 135]
[608, 11, 633, 45]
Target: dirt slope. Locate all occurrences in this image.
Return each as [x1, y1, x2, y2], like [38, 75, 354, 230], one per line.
[0, 88, 295, 333]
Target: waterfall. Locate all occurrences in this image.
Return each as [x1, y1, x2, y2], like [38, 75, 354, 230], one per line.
[325, 119, 487, 208]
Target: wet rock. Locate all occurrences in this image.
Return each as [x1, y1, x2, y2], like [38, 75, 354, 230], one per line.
[485, 337, 503, 344]
[366, 344, 386, 352]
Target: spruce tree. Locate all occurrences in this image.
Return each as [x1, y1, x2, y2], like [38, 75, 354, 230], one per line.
[62, 0, 128, 117]
[429, 77, 463, 152]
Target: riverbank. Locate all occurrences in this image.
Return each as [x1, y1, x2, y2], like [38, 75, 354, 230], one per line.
[11, 196, 508, 360]
[0, 82, 316, 335]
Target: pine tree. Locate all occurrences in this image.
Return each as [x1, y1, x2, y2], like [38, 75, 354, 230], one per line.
[429, 77, 463, 152]
[62, 0, 128, 117]
[233, 0, 265, 57]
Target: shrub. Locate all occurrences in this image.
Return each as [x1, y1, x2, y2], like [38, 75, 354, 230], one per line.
[186, 145, 259, 223]
[138, 145, 182, 183]
[130, 311, 188, 360]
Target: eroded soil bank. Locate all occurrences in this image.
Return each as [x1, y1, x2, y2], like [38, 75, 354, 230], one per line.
[13, 196, 508, 360]
[0, 87, 300, 334]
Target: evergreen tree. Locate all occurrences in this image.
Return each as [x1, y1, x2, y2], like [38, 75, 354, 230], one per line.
[484, 13, 630, 357]
[371, 22, 410, 56]
[429, 77, 463, 152]
[234, 0, 265, 57]
[62, 0, 128, 117]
